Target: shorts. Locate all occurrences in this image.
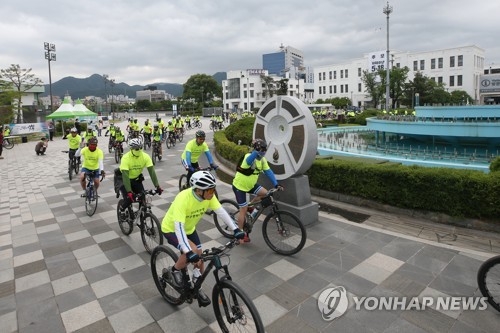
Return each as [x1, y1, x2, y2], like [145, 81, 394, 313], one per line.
[163, 230, 202, 252]
[81, 168, 100, 179]
[232, 184, 262, 208]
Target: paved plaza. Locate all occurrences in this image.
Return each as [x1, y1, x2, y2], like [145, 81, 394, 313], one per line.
[0, 117, 499, 332]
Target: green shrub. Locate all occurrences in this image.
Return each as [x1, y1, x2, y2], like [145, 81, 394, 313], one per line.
[224, 117, 255, 147]
[490, 156, 500, 173]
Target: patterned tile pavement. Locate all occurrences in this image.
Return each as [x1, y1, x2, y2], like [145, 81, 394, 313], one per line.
[0, 117, 499, 333]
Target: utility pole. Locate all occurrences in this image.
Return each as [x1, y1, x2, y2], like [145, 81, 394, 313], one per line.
[383, 1, 393, 112]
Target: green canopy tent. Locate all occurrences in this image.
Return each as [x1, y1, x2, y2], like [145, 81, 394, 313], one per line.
[46, 96, 76, 135]
[73, 99, 97, 120]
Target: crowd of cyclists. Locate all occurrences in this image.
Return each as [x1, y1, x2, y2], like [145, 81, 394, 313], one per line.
[66, 112, 283, 310]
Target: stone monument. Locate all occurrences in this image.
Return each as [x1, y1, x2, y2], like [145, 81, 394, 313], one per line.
[254, 95, 318, 225]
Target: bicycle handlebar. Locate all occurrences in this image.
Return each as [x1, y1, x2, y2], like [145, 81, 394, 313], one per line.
[133, 189, 160, 201]
[201, 239, 239, 260]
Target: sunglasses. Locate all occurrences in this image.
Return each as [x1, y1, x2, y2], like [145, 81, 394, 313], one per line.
[205, 188, 216, 194]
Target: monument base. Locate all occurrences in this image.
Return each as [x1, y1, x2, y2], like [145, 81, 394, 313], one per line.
[258, 174, 319, 226]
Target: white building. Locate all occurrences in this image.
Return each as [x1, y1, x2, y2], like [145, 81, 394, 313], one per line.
[136, 89, 173, 102]
[314, 45, 486, 108]
[222, 69, 305, 113]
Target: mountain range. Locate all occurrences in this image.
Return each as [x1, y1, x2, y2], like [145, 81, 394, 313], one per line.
[44, 72, 227, 99]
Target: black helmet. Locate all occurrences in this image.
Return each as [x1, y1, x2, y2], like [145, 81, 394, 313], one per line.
[253, 139, 267, 152]
[195, 130, 206, 138]
[88, 137, 98, 145]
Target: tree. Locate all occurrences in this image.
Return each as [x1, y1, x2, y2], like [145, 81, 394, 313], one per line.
[260, 75, 275, 99]
[0, 80, 15, 124]
[136, 99, 151, 111]
[450, 90, 474, 105]
[0, 64, 43, 123]
[361, 70, 384, 109]
[182, 74, 221, 107]
[276, 78, 289, 95]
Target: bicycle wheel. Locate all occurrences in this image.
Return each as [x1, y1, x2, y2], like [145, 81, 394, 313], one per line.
[140, 212, 164, 254]
[73, 159, 80, 175]
[262, 210, 306, 255]
[3, 140, 14, 149]
[178, 132, 183, 142]
[115, 147, 120, 163]
[197, 122, 202, 128]
[68, 161, 73, 181]
[108, 142, 113, 153]
[151, 245, 184, 305]
[117, 199, 133, 235]
[214, 199, 240, 238]
[166, 137, 172, 149]
[477, 255, 500, 312]
[152, 150, 157, 165]
[212, 279, 264, 333]
[178, 174, 189, 192]
[85, 186, 98, 216]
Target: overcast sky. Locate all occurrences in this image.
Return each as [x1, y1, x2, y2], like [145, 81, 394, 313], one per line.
[1, 0, 499, 87]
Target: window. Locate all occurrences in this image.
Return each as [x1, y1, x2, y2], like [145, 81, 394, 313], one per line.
[450, 56, 455, 67]
[290, 91, 293, 96]
[318, 73, 321, 81]
[396, 63, 400, 68]
[329, 71, 332, 80]
[438, 57, 443, 68]
[458, 55, 463, 67]
[225, 92, 228, 99]
[449, 76, 455, 87]
[244, 102, 247, 110]
[345, 69, 348, 78]
[413, 60, 418, 71]
[358, 67, 361, 77]
[358, 83, 362, 92]
[250, 90, 254, 98]
[323, 72, 326, 80]
[438, 76, 443, 84]
[323, 86, 327, 94]
[345, 84, 348, 92]
[243, 91, 247, 98]
[329, 86, 332, 94]
[431, 58, 436, 69]
[334, 71, 337, 79]
[340, 85, 344, 93]
[334, 85, 337, 93]
[457, 75, 462, 86]
[340, 70, 344, 79]
[431, 77, 435, 82]
[420, 60, 425, 70]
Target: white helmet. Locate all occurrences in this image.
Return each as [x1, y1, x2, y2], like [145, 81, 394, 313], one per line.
[190, 171, 216, 190]
[128, 138, 143, 150]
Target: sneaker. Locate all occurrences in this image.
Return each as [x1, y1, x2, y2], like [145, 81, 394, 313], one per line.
[0, 156, 4, 159]
[81, 192, 87, 198]
[170, 268, 184, 289]
[197, 289, 211, 307]
[243, 232, 251, 243]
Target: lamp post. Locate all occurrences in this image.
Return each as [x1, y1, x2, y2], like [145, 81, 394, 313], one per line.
[44, 42, 56, 112]
[383, 1, 392, 112]
[110, 79, 115, 120]
[103, 74, 109, 115]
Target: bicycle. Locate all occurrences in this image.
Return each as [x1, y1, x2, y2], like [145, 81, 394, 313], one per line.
[142, 132, 152, 150]
[2, 137, 14, 150]
[193, 120, 202, 128]
[82, 170, 104, 217]
[151, 239, 265, 332]
[477, 254, 500, 312]
[152, 140, 162, 165]
[165, 132, 176, 149]
[62, 150, 80, 181]
[175, 128, 184, 142]
[108, 136, 115, 153]
[214, 188, 307, 255]
[178, 166, 218, 194]
[114, 141, 124, 163]
[117, 189, 163, 254]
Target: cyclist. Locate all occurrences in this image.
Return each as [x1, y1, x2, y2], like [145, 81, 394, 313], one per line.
[114, 126, 125, 148]
[181, 130, 217, 185]
[79, 137, 105, 196]
[105, 123, 115, 137]
[118, 138, 163, 214]
[166, 121, 175, 143]
[232, 139, 283, 242]
[68, 127, 82, 164]
[83, 127, 97, 143]
[142, 120, 152, 146]
[151, 123, 163, 158]
[161, 170, 245, 307]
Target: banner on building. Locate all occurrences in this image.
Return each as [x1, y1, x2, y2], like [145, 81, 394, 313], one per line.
[479, 75, 500, 93]
[368, 51, 387, 73]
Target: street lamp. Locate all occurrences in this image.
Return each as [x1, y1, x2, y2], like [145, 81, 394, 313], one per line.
[110, 79, 115, 119]
[383, 1, 393, 112]
[103, 74, 108, 115]
[44, 42, 56, 112]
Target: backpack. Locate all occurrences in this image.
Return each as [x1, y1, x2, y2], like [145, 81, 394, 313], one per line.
[114, 168, 123, 197]
[236, 154, 256, 176]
